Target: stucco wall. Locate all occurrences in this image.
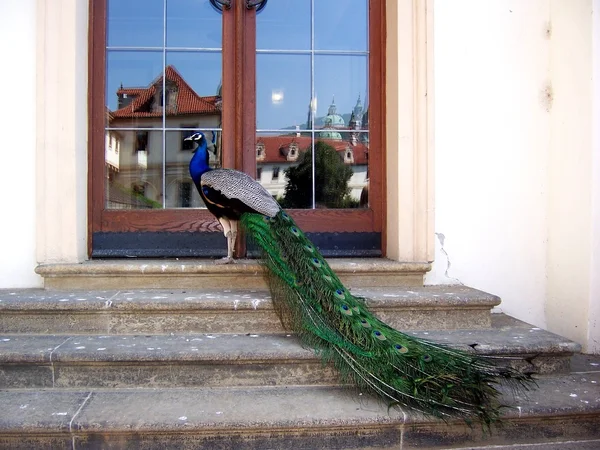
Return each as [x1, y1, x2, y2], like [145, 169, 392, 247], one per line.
[427, 0, 551, 325]
[0, 0, 42, 288]
[589, 0, 600, 355]
[427, 0, 599, 353]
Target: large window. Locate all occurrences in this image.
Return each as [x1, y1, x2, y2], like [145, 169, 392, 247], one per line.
[89, 0, 385, 257]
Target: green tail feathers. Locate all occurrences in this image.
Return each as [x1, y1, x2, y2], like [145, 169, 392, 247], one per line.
[241, 210, 535, 425]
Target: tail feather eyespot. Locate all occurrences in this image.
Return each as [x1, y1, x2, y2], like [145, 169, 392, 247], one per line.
[340, 304, 353, 316]
[394, 344, 409, 354]
[373, 330, 386, 341]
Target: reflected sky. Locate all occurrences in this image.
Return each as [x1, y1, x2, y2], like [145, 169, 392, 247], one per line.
[106, 0, 368, 131]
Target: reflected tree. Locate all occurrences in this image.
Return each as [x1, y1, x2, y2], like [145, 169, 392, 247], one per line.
[281, 141, 356, 209]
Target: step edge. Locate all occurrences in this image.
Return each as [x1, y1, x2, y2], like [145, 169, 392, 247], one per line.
[35, 259, 432, 277]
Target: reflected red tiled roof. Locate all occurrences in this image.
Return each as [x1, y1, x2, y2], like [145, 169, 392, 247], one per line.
[256, 135, 368, 165]
[111, 66, 220, 119]
[116, 88, 146, 96]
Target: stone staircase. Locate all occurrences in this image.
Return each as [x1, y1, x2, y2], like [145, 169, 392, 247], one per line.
[0, 259, 599, 449]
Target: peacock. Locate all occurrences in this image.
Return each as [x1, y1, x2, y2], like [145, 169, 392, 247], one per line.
[186, 131, 535, 425]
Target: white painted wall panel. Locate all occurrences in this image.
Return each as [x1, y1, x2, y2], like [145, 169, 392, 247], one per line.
[427, 1, 551, 328]
[0, 0, 42, 288]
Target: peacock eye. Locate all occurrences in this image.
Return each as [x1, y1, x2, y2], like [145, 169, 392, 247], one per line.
[395, 344, 408, 354]
[340, 304, 353, 316]
[334, 289, 345, 300]
[373, 330, 386, 340]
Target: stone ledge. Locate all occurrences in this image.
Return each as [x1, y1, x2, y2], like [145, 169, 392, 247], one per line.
[0, 285, 497, 311]
[0, 315, 582, 390]
[0, 286, 496, 334]
[35, 258, 432, 289]
[0, 371, 598, 449]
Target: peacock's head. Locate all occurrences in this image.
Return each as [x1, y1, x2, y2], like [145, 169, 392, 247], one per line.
[184, 131, 206, 152]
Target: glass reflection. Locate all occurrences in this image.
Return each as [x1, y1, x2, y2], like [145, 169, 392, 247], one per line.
[105, 1, 223, 210]
[107, 57, 222, 130]
[166, 0, 222, 48]
[105, 130, 163, 209]
[256, 54, 311, 130]
[314, 132, 368, 208]
[105, 51, 164, 129]
[255, 131, 368, 209]
[107, 0, 164, 48]
[104, 55, 223, 209]
[314, 0, 368, 51]
[256, 0, 310, 50]
[256, 0, 369, 210]
[314, 55, 368, 120]
[165, 52, 223, 109]
[256, 133, 310, 206]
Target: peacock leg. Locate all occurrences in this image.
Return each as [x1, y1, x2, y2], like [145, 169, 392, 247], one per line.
[230, 220, 238, 258]
[216, 217, 235, 264]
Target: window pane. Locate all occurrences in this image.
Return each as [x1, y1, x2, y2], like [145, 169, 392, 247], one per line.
[256, 0, 310, 50]
[105, 130, 164, 209]
[314, 55, 368, 126]
[314, 132, 368, 209]
[165, 51, 223, 129]
[255, 131, 368, 210]
[255, 1, 370, 211]
[314, 0, 368, 52]
[106, 51, 164, 129]
[256, 54, 311, 130]
[107, 0, 163, 48]
[105, 4, 224, 210]
[256, 132, 312, 208]
[166, 0, 222, 48]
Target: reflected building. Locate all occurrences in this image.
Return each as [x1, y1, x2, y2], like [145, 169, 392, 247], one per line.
[106, 65, 222, 209]
[106, 67, 368, 209]
[257, 96, 369, 203]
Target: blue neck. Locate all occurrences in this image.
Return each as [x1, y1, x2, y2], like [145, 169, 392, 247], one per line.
[189, 140, 211, 184]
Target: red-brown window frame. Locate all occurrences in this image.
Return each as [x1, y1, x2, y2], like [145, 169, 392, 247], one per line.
[88, 0, 386, 257]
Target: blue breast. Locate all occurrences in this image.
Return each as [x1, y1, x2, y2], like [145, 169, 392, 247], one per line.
[189, 141, 211, 184]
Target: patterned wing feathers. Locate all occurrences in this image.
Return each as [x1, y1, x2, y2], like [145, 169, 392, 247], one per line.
[201, 169, 280, 217]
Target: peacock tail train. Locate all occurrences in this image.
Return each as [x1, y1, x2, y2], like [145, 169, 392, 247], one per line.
[241, 210, 535, 426]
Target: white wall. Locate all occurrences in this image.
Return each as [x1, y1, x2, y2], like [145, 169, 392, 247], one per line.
[427, 0, 551, 327]
[545, 0, 594, 351]
[0, 0, 42, 288]
[428, 0, 599, 353]
[589, 0, 600, 354]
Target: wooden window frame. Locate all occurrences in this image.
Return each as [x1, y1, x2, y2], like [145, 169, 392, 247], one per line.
[88, 0, 386, 256]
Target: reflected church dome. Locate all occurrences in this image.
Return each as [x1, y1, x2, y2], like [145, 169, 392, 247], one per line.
[319, 96, 345, 140]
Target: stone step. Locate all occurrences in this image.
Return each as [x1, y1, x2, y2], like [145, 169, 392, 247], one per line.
[0, 363, 598, 449]
[0, 315, 580, 389]
[0, 286, 500, 335]
[35, 258, 431, 290]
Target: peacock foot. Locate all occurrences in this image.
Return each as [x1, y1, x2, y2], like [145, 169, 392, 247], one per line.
[215, 256, 236, 265]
